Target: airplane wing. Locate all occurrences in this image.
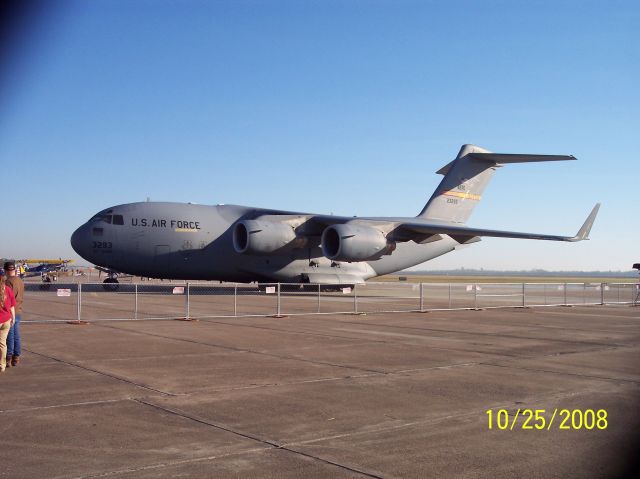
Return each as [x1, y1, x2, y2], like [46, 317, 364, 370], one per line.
[250, 203, 599, 251]
[396, 203, 600, 244]
[289, 203, 600, 244]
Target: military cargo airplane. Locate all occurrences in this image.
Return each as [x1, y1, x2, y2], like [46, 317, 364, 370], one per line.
[71, 145, 600, 285]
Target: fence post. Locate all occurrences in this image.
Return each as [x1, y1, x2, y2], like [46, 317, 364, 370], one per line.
[522, 283, 526, 307]
[601, 283, 605, 305]
[135, 283, 138, 320]
[619, 284, 622, 303]
[564, 282, 568, 306]
[448, 283, 452, 309]
[277, 283, 281, 317]
[317, 284, 321, 313]
[77, 282, 82, 322]
[354, 285, 358, 314]
[420, 282, 424, 312]
[474, 283, 478, 309]
[234, 283, 237, 316]
[186, 282, 190, 319]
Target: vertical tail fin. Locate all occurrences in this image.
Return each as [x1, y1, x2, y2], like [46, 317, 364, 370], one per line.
[418, 144, 576, 224]
[418, 144, 496, 224]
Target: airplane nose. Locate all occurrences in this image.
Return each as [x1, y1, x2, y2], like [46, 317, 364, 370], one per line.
[71, 224, 87, 258]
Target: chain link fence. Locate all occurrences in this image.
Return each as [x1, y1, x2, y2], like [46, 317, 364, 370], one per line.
[22, 281, 639, 323]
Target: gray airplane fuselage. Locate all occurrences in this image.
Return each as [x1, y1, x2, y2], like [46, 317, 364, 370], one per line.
[71, 201, 459, 283]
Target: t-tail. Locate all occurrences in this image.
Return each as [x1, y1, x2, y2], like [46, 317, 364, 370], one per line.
[418, 144, 577, 224]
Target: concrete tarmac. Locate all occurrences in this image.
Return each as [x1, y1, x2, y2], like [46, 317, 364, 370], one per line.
[2, 305, 640, 478]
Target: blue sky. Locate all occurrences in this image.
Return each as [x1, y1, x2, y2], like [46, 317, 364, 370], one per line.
[1, 0, 638, 271]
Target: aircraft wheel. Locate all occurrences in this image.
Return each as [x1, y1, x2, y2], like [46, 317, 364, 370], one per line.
[320, 284, 354, 293]
[102, 277, 120, 292]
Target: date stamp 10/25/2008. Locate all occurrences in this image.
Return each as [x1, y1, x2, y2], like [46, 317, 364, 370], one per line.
[486, 409, 608, 431]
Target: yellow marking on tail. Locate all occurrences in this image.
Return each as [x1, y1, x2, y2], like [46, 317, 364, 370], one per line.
[442, 190, 482, 201]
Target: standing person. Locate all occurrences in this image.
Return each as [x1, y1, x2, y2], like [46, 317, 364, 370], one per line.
[0, 272, 16, 372]
[4, 261, 23, 367]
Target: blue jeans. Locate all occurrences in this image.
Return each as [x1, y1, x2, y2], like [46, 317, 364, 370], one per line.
[7, 314, 21, 357]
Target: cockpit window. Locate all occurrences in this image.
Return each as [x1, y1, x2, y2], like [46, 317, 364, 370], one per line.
[90, 210, 124, 225]
[90, 210, 113, 224]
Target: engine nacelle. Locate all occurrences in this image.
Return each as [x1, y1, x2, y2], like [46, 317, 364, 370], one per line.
[321, 224, 395, 262]
[233, 220, 302, 255]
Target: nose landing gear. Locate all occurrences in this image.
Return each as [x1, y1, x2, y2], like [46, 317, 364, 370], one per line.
[103, 273, 120, 292]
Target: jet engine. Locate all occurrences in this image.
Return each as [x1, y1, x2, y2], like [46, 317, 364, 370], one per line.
[321, 224, 395, 262]
[233, 220, 303, 255]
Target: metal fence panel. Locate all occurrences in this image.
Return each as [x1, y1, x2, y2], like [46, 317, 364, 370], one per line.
[24, 283, 79, 322]
[80, 283, 137, 320]
[278, 284, 321, 316]
[355, 282, 420, 313]
[419, 283, 451, 310]
[234, 283, 278, 317]
[317, 286, 356, 315]
[583, 283, 605, 305]
[603, 283, 636, 305]
[564, 283, 584, 305]
[475, 283, 523, 309]
[524, 283, 567, 307]
[133, 283, 188, 320]
[187, 283, 238, 318]
[561, 283, 599, 305]
[450, 283, 478, 309]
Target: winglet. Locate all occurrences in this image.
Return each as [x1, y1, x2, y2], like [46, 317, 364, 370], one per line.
[570, 203, 600, 241]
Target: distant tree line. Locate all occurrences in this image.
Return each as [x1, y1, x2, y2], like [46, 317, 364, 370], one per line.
[402, 269, 638, 278]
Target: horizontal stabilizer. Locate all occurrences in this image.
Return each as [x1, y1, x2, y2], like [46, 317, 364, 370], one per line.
[437, 152, 576, 175]
[469, 153, 576, 164]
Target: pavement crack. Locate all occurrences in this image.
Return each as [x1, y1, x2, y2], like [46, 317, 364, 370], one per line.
[134, 398, 384, 479]
[0, 398, 130, 414]
[24, 348, 176, 396]
[480, 361, 640, 384]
